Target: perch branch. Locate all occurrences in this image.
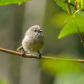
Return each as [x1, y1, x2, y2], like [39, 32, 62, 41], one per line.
[0, 47, 84, 63]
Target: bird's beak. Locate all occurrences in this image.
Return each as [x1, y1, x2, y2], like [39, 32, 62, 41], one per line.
[38, 30, 42, 32]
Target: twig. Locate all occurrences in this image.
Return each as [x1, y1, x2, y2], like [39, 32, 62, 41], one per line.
[76, 25, 84, 45]
[65, 0, 84, 11]
[72, 9, 81, 17]
[72, 8, 84, 17]
[65, 1, 74, 7]
[0, 47, 84, 63]
[66, 0, 71, 14]
[71, 17, 84, 45]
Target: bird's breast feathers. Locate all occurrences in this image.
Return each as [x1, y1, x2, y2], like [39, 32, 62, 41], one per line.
[22, 35, 45, 53]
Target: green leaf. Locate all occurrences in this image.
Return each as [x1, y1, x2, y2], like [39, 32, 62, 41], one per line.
[55, 0, 68, 12]
[56, 1, 68, 11]
[0, 0, 30, 6]
[55, 0, 76, 13]
[58, 14, 84, 39]
[58, 23, 84, 39]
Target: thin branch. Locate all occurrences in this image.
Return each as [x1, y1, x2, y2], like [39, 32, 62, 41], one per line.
[65, 0, 84, 12]
[0, 47, 84, 63]
[75, 25, 84, 45]
[72, 9, 81, 17]
[65, 1, 74, 7]
[66, 0, 71, 14]
[71, 17, 84, 45]
[72, 8, 84, 17]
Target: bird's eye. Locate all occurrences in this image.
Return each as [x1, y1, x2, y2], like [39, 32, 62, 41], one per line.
[34, 30, 37, 32]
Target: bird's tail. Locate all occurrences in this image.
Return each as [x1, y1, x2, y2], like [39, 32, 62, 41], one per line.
[17, 46, 24, 52]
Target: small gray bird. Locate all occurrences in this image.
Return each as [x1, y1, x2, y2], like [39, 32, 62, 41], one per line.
[17, 25, 45, 58]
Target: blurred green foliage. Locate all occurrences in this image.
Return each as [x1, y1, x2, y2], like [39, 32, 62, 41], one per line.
[1, 0, 84, 39]
[41, 54, 84, 84]
[0, 0, 30, 5]
[53, 0, 84, 39]
[0, 79, 10, 84]
[41, 1, 84, 83]
[41, 54, 83, 74]
[58, 14, 84, 38]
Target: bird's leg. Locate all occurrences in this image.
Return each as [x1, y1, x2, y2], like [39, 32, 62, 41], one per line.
[37, 52, 41, 59]
[22, 51, 26, 58]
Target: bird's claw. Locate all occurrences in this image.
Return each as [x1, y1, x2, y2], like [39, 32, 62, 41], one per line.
[22, 51, 26, 58]
[38, 52, 41, 59]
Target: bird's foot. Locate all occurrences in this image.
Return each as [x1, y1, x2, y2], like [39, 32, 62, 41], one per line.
[22, 51, 26, 58]
[38, 52, 41, 59]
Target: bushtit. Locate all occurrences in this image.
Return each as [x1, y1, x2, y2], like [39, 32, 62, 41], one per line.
[17, 25, 45, 58]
